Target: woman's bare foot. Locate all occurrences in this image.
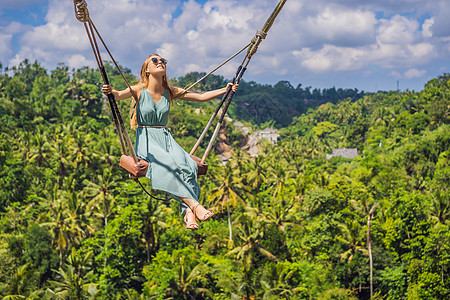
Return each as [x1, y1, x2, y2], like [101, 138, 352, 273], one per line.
[184, 208, 199, 230]
[192, 203, 214, 222]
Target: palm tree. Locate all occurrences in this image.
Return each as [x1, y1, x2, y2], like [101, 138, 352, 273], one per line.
[349, 196, 379, 298]
[372, 106, 396, 129]
[47, 267, 96, 299]
[69, 246, 93, 271]
[429, 190, 450, 225]
[265, 152, 289, 199]
[6, 204, 35, 235]
[259, 263, 302, 299]
[47, 247, 96, 299]
[145, 253, 214, 300]
[38, 184, 77, 266]
[301, 135, 322, 160]
[13, 131, 32, 165]
[4, 263, 37, 298]
[49, 130, 75, 179]
[142, 196, 168, 263]
[71, 129, 93, 171]
[227, 210, 278, 300]
[211, 268, 241, 300]
[279, 139, 306, 177]
[28, 126, 54, 168]
[83, 167, 119, 229]
[95, 127, 120, 167]
[245, 155, 267, 210]
[263, 194, 298, 233]
[83, 167, 119, 269]
[337, 218, 368, 292]
[65, 189, 96, 242]
[208, 162, 247, 242]
[366, 203, 378, 299]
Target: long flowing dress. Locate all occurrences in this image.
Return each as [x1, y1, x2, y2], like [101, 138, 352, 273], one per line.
[134, 87, 200, 214]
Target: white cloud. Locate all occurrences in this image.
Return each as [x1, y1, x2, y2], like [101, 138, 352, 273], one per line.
[3, 21, 31, 34]
[3, 0, 450, 91]
[156, 0, 267, 79]
[289, 8, 439, 76]
[422, 18, 434, 38]
[186, 30, 200, 41]
[7, 0, 89, 68]
[0, 33, 13, 62]
[431, 1, 450, 38]
[404, 68, 426, 79]
[389, 70, 401, 78]
[444, 38, 450, 55]
[304, 7, 377, 47]
[22, 23, 88, 51]
[6, 0, 177, 72]
[67, 54, 95, 70]
[293, 45, 366, 72]
[377, 15, 419, 45]
[0, 22, 32, 64]
[407, 43, 434, 57]
[9, 53, 25, 67]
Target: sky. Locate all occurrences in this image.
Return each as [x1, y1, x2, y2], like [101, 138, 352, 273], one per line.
[1, 0, 449, 92]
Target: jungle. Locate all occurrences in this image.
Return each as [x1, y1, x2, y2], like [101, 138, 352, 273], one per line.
[0, 59, 449, 299]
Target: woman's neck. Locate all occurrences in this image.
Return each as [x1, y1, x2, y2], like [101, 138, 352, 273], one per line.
[147, 74, 165, 93]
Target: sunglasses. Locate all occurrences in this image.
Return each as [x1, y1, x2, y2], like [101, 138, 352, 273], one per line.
[150, 57, 168, 65]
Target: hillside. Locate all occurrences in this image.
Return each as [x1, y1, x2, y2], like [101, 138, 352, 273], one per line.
[0, 60, 449, 299]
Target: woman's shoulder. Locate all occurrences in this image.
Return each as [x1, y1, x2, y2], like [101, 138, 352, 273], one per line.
[170, 86, 187, 99]
[132, 83, 145, 90]
[127, 83, 144, 101]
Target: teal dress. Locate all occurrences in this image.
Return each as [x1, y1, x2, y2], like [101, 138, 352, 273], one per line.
[135, 88, 200, 213]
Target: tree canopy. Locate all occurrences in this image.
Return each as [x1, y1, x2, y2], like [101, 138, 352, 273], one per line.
[0, 59, 449, 299]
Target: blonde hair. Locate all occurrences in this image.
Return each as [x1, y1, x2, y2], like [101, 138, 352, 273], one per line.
[130, 54, 177, 129]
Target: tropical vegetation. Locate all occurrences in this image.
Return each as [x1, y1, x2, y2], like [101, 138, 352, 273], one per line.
[0, 59, 449, 299]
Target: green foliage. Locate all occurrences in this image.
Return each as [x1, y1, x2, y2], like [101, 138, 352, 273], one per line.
[421, 73, 450, 125]
[98, 203, 148, 292]
[1, 59, 449, 299]
[23, 224, 59, 285]
[175, 71, 227, 92]
[142, 247, 215, 299]
[312, 121, 339, 137]
[47, 248, 97, 299]
[230, 80, 364, 127]
[5, 76, 27, 100]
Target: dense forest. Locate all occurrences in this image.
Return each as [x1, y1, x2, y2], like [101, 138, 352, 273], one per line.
[0, 59, 449, 299]
[177, 71, 365, 127]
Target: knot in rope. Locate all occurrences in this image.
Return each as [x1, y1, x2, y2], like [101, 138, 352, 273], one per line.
[256, 30, 268, 40]
[74, 0, 90, 23]
[247, 30, 267, 57]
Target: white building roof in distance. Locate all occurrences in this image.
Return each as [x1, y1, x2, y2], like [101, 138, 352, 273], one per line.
[326, 148, 358, 160]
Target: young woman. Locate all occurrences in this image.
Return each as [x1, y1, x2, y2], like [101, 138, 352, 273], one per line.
[102, 54, 238, 230]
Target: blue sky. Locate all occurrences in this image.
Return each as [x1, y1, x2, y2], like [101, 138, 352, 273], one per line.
[1, 0, 449, 92]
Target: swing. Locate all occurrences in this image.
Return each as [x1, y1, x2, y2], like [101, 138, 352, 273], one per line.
[73, 0, 286, 198]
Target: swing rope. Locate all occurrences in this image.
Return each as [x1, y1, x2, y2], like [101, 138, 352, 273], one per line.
[74, 0, 137, 159]
[74, 0, 287, 195]
[191, 0, 288, 163]
[74, 0, 171, 201]
[180, 42, 251, 95]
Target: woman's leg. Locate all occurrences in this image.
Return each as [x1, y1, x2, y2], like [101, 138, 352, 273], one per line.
[179, 197, 214, 222]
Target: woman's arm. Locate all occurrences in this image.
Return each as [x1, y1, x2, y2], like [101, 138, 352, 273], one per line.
[175, 83, 238, 102]
[102, 84, 141, 101]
